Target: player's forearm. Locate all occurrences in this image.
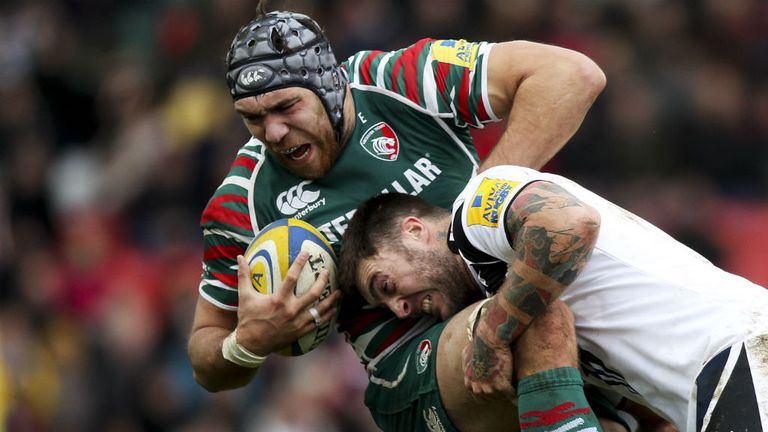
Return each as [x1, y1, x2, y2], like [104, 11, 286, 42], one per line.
[188, 326, 259, 392]
[480, 42, 605, 171]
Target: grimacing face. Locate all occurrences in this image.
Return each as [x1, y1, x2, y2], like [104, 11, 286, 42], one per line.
[357, 244, 479, 320]
[234, 87, 340, 179]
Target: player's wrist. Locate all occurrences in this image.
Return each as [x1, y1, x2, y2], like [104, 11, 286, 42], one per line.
[222, 329, 268, 368]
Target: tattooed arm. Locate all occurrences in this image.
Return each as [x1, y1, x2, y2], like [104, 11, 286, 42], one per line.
[463, 180, 600, 395]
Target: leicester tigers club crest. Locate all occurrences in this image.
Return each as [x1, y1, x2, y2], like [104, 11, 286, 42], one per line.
[360, 121, 400, 161]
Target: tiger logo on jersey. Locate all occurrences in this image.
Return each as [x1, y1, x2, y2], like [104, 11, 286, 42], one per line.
[467, 178, 519, 227]
[431, 39, 479, 70]
[360, 122, 400, 161]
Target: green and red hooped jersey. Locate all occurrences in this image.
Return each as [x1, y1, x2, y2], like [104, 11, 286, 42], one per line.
[199, 38, 498, 369]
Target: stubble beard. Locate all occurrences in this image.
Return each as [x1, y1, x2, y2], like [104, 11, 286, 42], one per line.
[413, 248, 481, 320]
[294, 122, 341, 179]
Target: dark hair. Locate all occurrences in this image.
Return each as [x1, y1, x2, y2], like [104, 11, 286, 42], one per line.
[338, 193, 448, 295]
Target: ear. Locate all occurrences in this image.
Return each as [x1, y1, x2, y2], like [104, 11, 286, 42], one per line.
[400, 216, 426, 243]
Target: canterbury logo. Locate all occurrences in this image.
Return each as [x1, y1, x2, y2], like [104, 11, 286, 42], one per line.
[423, 406, 447, 432]
[276, 180, 321, 215]
[237, 65, 274, 90]
[240, 69, 264, 86]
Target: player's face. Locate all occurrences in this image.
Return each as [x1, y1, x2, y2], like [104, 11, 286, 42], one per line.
[235, 87, 339, 179]
[357, 244, 479, 320]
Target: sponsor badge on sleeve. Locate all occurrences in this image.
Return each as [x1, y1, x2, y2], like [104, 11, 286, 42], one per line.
[467, 178, 520, 227]
[432, 39, 479, 70]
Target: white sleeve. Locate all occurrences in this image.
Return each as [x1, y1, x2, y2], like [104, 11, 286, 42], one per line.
[452, 165, 546, 260]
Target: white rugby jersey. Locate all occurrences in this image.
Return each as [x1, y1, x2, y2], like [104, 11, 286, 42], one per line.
[449, 165, 768, 428]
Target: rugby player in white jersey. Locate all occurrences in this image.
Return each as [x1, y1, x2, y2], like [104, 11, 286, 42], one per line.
[340, 165, 768, 431]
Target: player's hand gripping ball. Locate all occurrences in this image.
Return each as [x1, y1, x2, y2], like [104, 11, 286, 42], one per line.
[244, 218, 338, 356]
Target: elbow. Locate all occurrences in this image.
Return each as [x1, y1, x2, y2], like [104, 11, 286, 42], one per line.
[549, 44, 606, 102]
[192, 370, 227, 393]
[190, 359, 258, 393]
[555, 205, 600, 285]
[578, 205, 601, 253]
[192, 371, 217, 393]
[570, 52, 606, 101]
[188, 340, 247, 393]
[188, 353, 224, 393]
[191, 365, 250, 393]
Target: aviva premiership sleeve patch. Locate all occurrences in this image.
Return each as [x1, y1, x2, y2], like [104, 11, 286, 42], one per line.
[467, 178, 520, 227]
[431, 39, 479, 70]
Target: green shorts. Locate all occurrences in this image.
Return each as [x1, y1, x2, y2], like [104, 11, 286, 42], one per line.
[364, 320, 457, 432]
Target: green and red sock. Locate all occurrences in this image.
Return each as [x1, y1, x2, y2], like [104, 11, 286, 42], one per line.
[517, 367, 603, 432]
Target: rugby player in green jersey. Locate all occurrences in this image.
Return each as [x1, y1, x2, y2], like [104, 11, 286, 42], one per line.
[187, 6, 617, 431]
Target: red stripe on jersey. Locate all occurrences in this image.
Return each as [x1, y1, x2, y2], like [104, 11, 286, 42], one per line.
[200, 195, 250, 230]
[404, 58, 419, 103]
[203, 244, 243, 262]
[374, 317, 422, 357]
[435, 62, 452, 97]
[391, 39, 432, 103]
[233, 155, 257, 171]
[475, 87, 489, 121]
[337, 307, 393, 337]
[359, 51, 383, 85]
[210, 271, 238, 289]
[401, 44, 422, 104]
[390, 56, 402, 94]
[457, 67, 471, 122]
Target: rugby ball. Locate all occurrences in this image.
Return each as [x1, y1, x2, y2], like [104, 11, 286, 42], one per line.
[244, 218, 338, 356]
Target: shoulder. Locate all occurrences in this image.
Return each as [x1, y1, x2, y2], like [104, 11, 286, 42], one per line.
[344, 38, 434, 81]
[456, 166, 542, 206]
[345, 38, 495, 84]
[345, 39, 496, 124]
[450, 166, 544, 254]
[219, 137, 266, 174]
[200, 138, 265, 231]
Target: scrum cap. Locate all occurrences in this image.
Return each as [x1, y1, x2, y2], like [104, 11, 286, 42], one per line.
[226, 11, 347, 141]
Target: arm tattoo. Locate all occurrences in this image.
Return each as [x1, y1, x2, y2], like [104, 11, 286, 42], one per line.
[468, 336, 499, 381]
[487, 181, 598, 345]
[467, 305, 509, 383]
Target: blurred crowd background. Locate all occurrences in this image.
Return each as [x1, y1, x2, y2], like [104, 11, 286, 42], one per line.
[1, 0, 767, 431]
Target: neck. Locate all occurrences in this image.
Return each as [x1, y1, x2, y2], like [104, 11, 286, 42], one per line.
[437, 214, 484, 296]
[433, 216, 451, 241]
[437, 214, 452, 236]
